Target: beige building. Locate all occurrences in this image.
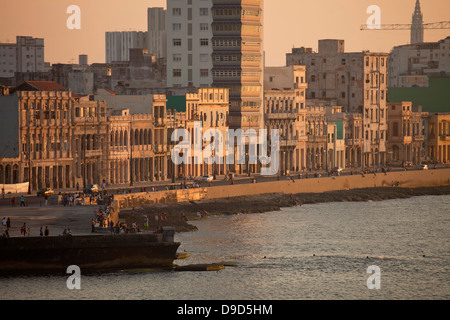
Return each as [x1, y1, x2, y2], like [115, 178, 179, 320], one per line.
[181, 88, 230, 178]
[0, 81, 108, 191]
[264, 65, 308, 174]
[387, 101, 428, 167]
[106, 95, 169, 186]
[427, 113, 450, 164]
[287, 39, 389, 167]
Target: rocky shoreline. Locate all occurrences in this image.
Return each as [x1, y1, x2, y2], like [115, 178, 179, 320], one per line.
[119, 185, 450, 233]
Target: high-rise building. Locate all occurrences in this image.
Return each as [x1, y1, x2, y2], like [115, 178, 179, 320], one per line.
[166, 0, 214, 88]
[211, 0, 264, 130]
[105, 31, 148, 63]
[0, 36, 45, 78]
[411, 0, 424, 45]
[148, 8, 167, 59]
[166, 0, 265, 131]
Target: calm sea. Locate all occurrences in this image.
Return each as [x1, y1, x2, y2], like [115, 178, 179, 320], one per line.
[1, 195, 449, 300]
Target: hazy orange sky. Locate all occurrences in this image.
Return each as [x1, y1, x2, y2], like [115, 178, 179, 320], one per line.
[1, 0, 449, 66]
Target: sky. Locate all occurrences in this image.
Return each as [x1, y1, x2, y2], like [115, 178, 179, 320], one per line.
[0, 0, 449, 66]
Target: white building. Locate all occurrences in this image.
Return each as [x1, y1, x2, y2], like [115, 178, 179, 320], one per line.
[105, 31, 148, 63]
[166, 0, 213, 88]
[148, 8, 167, 60]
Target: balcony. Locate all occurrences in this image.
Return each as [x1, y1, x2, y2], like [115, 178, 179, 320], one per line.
[440, 135, 450, 141]
[266, 112, 297, 120]
[413, 135, 425, 142]
[85, 149, 102, 158]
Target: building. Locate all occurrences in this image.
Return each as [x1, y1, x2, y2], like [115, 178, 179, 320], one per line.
[166, 0, 214, 88]
[107, 94, 169, 185]
[411, 0, 424, 45]
[388, 37, 450, 88]
[0, 81, 108, 191]
[211, 0, 265, 130]
[0, 36, 45, 78]
[427, 112, 450, 164]
[148, 8, 167, 60]
[105, 31, 148, 63]
[264, 65, 307, 174]
[387, 101, 428, 167]
[0, 81, 175, 191]
[287, 39, 389, 167]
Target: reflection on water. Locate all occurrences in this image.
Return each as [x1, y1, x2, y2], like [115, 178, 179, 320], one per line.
[1, 195, 449, 300]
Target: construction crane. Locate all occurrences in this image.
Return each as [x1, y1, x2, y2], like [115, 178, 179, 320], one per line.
[360, 21, 450, 31]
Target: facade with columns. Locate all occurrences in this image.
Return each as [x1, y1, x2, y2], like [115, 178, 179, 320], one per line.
[0, 84, 109, 192]
[264, 65, 308, 174]
[427, 112, 450, 164]
[106, 94, 169, 186]
[387, 101, 428, 167]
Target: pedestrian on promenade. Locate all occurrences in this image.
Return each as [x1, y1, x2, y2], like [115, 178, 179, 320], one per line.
[40, 227, 43, 236]
[11, 197, 15, 207]
[44, 226, 49, 236]
[6, 217, 11, 230]
[44, 195, 48, 206]
[2, 217, 6, 231]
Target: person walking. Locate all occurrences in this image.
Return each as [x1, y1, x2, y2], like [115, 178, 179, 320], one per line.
[20, 195, 25, 207]
[6, 217, 11, 230]
[40, 227, 43, 236]
[11, 197, 15, 207]
[2, 217, 6, 232]
[44, 226, 49, 236]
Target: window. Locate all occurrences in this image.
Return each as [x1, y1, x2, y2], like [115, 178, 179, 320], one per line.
[173, 39, 181, 46]
[173, 69, 181, 77]
[200, 38, 209, 46]
[200, 8, 209, 16]
[173, 54, 181, 62]
[200, 23, 209, 31]
[172, 8, 181, 16]
[172, 23, 181, 31]
[200, 69, 209, 77]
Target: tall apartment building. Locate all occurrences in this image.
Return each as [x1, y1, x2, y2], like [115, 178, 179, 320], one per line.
[166, 0, 265, 131]
[211, 0, 264, 130]
[166, 0, 214, 88]
[287, 39, 389, 167]
[105, 31, 148, 63]
[148, 8, 167, 60]
[0, 36, 45, 78]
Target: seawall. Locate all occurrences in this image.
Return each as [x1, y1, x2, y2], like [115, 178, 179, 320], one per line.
[205, 169, 450, 200]
[110, 169, 450, 223]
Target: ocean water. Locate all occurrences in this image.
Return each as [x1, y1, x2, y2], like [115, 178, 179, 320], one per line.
[1, 195, 449, 300]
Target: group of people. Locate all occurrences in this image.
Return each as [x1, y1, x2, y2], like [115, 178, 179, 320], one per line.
[92, 205, 114, 230]
[2, 217, 51, 238]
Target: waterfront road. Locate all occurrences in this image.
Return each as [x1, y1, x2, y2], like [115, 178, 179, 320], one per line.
[1, 164, 449, 208]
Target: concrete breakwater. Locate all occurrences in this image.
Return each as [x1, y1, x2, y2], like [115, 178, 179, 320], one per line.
[116, 169, 450, 230]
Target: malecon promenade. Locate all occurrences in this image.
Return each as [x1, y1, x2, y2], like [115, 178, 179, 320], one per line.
[2, 168, 450, 237]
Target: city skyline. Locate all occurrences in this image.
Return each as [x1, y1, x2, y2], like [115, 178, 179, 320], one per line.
[1, 0, 449, 66]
